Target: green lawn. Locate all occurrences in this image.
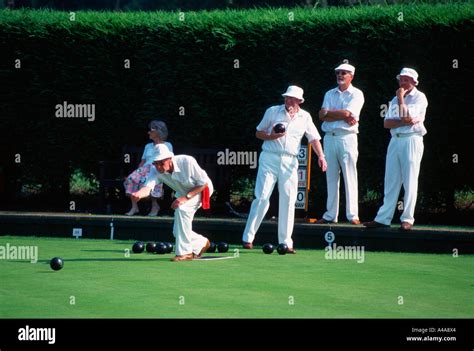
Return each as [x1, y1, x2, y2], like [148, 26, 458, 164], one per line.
[0, 236, 472, 318]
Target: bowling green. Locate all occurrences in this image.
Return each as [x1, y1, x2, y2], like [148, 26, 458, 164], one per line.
[0, 236, 472, 318]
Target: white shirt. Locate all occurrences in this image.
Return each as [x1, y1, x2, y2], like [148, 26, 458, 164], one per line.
[256, 105, 321, 157]
[146, 155, 212, 198]
[321, 84, 365, 133]
[141, 142, 173, 166]
[385, 87, 428, 136]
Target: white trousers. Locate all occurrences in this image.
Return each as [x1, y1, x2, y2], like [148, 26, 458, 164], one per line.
[242, 151, 298, 248]
[375, 135, 424, 225]
[322, 133, 359, 222]
[173, 185, 213, 256]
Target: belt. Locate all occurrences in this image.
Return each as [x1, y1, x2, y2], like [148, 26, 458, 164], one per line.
[263, 150, 297, 158]
[325, 130, 357, 136]
[393, 132, 423, 138]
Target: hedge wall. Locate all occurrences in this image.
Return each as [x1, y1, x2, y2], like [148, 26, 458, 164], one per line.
[0, 5, 473, 218]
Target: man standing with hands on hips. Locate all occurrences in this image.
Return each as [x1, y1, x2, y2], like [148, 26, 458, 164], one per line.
[131, 144, 213, 261]
[316, 63, 365, 225]
[242, 85, 327, 253]
[364, 68, 428, 231]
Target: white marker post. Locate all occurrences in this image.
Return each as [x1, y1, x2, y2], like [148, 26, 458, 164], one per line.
[324, 231, 335, 250]
[110, 219, 114, 240]
[72, 228, 82, 239]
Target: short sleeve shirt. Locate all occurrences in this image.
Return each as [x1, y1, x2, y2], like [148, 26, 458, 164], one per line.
[256, 105, 321, 156]
[385, 87, 428, 136]
[321, 84, 365, 133]
[145, 155, 213, 198]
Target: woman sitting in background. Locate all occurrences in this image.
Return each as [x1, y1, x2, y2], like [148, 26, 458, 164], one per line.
[124, 120, 173, 216]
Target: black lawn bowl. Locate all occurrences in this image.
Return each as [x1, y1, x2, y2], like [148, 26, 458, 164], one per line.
[262, 243, 274, 254]
[273, 123, 286, 134]
[132, 241, 145, 254]
[217, 242, 229, 253]
[277, 243, 288, 255]
[155, 242, 168, 255]
[164, 242, 173, 254]
[207, 242, 217, 253]
[50, 257, 64, 271]
[146, 242, 157, 253]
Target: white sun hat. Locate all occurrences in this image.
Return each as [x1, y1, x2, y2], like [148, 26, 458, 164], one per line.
[396, 67, 419, 86]
[282, 85, 305, 103]
[334, 63, 355, 74]
[153, 144, 174, 162]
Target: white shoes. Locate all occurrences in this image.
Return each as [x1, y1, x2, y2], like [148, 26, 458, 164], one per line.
[147, 205, 160, 217]
[125, 208, 139, 216]
[125, 205, 159, 217]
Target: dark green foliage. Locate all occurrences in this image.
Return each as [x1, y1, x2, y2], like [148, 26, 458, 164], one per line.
[0, 5, 472, 219]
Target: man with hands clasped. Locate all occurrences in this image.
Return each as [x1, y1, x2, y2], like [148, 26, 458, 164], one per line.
[364, 67, 428, 231]
[316, 63, 365, 225]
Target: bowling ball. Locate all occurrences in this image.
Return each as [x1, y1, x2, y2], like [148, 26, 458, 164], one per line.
[164, 242, 173, 254]
[132, 241, 145, 254]
[208, 242, 217, 253]
[277, 243, 288, 255]
[273, 123, 286, 134]
[155, 242, 168, 255]
[146, 242, 157, 253]
[262, 243, 274, 254]
[50, 257, 64, 271]
[217, 242, 229, 253]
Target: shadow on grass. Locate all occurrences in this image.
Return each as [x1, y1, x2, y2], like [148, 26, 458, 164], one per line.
[37, 257, 172, 263]
[37, 271, 60, 273]
[80, 249, 128, 253]
[113, 240, 175, 245]
[112, 241, 141, 245]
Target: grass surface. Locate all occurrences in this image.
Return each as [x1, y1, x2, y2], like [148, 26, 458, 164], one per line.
[0, 236, 472, 318]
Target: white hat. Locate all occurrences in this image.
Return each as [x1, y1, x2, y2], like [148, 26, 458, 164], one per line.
[397, 67, 419, 86]
[335, 63, 355, 74]
[282, 85, 304, 103]
[153, 144, 174, 162]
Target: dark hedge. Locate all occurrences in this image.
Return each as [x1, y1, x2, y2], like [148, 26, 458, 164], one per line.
[0, 5, 473, 219]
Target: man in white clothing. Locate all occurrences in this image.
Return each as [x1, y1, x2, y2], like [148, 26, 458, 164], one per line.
[316, 63, 365, 225]
[131, 144, 213, 261]
[242, 85, 327, 253]
[364, 67, 428, 231]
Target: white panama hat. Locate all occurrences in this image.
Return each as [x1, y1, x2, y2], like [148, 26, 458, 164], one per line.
[153, 144, 174, 162]
[396, 67, 419, 86]
[282, 85, 305, 103]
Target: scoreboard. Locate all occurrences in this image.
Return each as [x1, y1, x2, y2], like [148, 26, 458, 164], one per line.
[295, 144, 312, 210]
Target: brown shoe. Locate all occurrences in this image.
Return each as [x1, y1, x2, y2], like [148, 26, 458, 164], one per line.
[242, 241, 253, 249]
[400, 222, 413, 231]
[363, 221, 389, 228]
[315, 218, 335, 224]
[287, 247, 296, 254]
[350, 219, 361, 225]
[194, 239, 211, 258]
[170, 253, 193, 262]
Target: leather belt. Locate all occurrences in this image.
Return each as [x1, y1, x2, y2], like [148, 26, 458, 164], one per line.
[326, 130, 357, 136]
[393, 132, 423, 138]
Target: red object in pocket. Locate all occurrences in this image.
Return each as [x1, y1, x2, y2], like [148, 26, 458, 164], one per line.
[201, 186, 210, 210]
